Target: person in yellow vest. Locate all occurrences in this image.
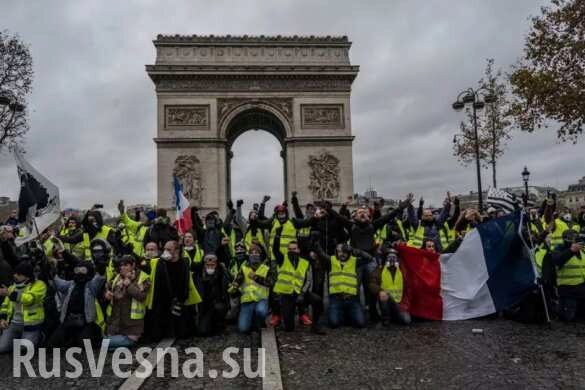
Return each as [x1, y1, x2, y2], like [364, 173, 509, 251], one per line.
[250, 202, 314, 260]
[103, 255, 150, 349]
[229, 244, 274, 334]
[57, 216, 85, 258]
[406, 193, 453, 252]
[182, 231, 204, 266]
[552, 229, 585, 322]
[311, 243, 369, 329]
[46, 260, 106, 348]
[367, 248, 411, 327]
[79, 209, 116, 260]
[271, 233, 325, 334]
[0, 261, 46, 353]
[143, 240, 201, 341]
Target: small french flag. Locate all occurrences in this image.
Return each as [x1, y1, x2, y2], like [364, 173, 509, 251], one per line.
[173, 175, 192, 235]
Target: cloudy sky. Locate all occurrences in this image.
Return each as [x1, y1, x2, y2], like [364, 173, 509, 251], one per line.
[0, 0, 582, 213]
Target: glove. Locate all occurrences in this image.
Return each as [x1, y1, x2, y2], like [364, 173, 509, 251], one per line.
[227, 200, 234, 210]
[237, 199, 244, 207]
[262, 195, 271, 203]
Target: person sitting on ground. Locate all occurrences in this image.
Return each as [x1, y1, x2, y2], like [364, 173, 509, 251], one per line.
[0, 261, 47, 353]
[311, 243, 370, 329]
[103, 255, 150, 349]
[230, 243, 274, 334]
[193, 254, 230, 336]
[367, 248, 411, 327]
[47, 260, 106, 348]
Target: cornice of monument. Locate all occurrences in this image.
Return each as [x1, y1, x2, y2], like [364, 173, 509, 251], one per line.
[154, 34, 351, 46]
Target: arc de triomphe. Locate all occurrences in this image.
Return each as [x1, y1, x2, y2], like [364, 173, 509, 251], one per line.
[146, 35, 359, 214]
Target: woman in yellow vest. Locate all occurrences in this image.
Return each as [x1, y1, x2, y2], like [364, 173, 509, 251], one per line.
[103, 255, 150, 349]
[367, 249, 411, 326]
[229, 243, 274, 334]
[311, 243, 368, 329]
[0, 261, 47, 353]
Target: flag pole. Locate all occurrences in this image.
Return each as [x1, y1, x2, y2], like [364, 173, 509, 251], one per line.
[518, 210, 552, 324]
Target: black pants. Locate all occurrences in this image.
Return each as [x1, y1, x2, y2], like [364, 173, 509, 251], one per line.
[279, 292, 324, 331]
[46, 322, 102, 348]
[197, 302, 227, 336]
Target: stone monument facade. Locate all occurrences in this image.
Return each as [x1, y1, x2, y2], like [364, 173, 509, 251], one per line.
[146, 34, 359, 214]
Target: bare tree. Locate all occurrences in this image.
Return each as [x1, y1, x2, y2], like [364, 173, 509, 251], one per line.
[453, 59, 512, 188]
[0, 30, 33, 151]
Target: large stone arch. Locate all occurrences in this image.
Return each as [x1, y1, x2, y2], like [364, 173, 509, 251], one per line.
[147, 34, 359, 214]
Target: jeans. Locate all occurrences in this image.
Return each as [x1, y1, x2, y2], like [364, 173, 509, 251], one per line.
[278, 292, 324, 331]
[379, 298, 411, 325]
[0, 323, 42, 354]
[238, 299, 268, 334]
[104, 335, 136, 350]
[328, 295, 366, 329]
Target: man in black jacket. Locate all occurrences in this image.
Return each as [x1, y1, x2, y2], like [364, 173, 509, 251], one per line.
[193, 254, 230, 336]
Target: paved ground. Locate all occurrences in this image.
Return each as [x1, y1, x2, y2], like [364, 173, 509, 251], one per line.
[277, 319, 585, 389]
[1, 319, 584, 389]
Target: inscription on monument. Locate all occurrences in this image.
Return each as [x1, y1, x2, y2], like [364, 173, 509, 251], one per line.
[165, 105, 210, 130]
[301, 104, 344, 129]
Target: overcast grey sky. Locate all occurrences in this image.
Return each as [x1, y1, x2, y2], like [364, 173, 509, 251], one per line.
[0, 0, 582, 211]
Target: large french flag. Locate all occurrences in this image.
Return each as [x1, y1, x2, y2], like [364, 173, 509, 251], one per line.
[173, 175, 192, 235]
[397, 211, 536, 320]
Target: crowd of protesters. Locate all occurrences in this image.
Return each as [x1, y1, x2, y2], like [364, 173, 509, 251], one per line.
[0, 190, 583, 353]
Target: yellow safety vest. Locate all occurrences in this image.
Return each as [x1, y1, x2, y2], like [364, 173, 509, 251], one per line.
[245, 228, 266, 251]
[273, 255, 310, 295]
[240, 264, 270, 303]
[329, 256, 358, 296]
[380, 267, 404, 303]
[183, 245, 204, 266]
[547, 218, 569, 248]
[408, 223, 451, 250]
[95, 299, 106, 335]
[82, 226, 113, 260]
[107, 271, 150, 320]
[0, 280, 47, 327]
[376, 220, 408, 245]
[269, 220, 297, 258]
[534, 245, 548, 275]
[556, 250, 585, 287]
[144, 258, 202, 310]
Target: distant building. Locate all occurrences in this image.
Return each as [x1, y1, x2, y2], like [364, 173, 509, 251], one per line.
[352, 187, 399, 209]
[457, 186, 559, 210]
[559, 176, 585, 212]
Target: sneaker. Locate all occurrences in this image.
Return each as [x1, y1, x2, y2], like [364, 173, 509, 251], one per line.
[299, 313, 313, 326]
[269, 314, 281, 327]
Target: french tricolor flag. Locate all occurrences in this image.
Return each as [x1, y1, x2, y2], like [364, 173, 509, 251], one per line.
[173, 175, 192, 235]
[397, 211, 536, 320]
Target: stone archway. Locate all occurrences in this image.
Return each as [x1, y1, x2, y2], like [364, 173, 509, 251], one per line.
[146, 34, 359, 214]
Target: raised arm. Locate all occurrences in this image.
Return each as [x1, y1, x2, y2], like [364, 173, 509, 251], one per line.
[291, 191, 304, 219]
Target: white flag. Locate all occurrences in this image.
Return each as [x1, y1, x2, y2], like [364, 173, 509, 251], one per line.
[13, 148, 61, 246]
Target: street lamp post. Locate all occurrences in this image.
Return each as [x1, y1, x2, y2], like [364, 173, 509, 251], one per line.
[522, 166, 530, 207]
[452, 87, 496, 211]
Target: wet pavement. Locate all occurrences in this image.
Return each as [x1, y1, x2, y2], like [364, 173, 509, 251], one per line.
[277, 318, 585, 389]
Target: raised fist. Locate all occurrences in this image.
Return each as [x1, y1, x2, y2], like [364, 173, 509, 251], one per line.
[237, 199, 244, 207]
[262, 195, 271, 203]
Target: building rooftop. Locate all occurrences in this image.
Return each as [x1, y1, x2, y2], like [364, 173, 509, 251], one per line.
[154, 34, 350, 45]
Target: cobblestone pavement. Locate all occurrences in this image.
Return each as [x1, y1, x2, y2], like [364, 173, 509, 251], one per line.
[277, 319, 585, 390]
[141, 330, 262, 390]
